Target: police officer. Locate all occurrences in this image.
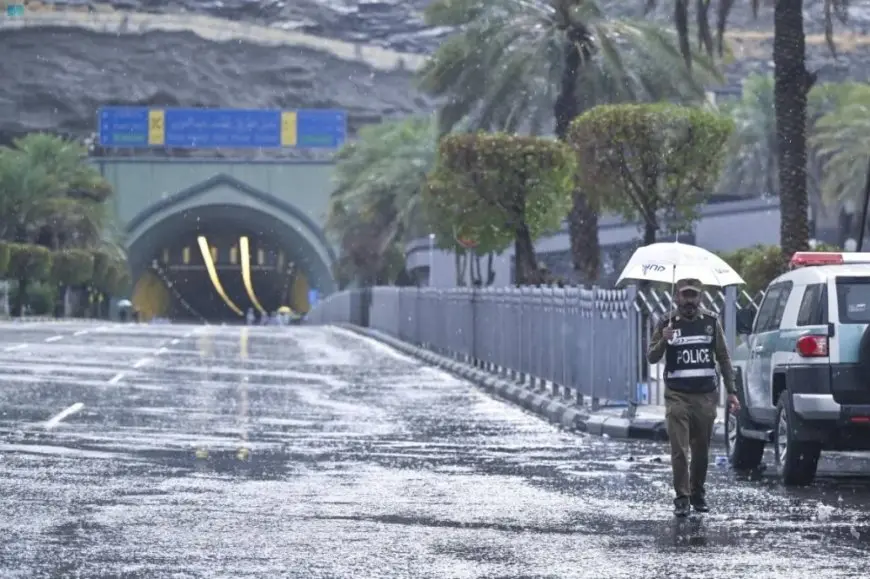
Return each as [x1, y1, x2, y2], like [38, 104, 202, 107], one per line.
[647, 278, 740, 517]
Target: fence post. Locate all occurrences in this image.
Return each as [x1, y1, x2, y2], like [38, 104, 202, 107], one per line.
[724, 285, 738, 361]
[590, 285, 599, 410]
[626, 284, 639, 419]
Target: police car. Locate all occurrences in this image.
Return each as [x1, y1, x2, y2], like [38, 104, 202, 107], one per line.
[728, 251, 870, 486]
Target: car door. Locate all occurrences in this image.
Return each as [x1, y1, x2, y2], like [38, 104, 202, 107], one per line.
[758, 282, 793, 405]
[745, 284, 786, 417]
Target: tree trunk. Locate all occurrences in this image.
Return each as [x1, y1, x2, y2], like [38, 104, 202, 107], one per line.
[453, 251, 468, 286]
[643, 220, 657, 246]
[13, 278, 28, 317]
[774, 0, 813, 264]
[555, 22, 599, 285]
[469, 252, 482, 287]
[485, 252, 495, 286]
[569, 190, 600, 283]
[514, 222, 539, 286]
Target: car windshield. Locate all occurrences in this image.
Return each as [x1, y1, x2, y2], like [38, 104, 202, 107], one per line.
[835, 277, 870, 324]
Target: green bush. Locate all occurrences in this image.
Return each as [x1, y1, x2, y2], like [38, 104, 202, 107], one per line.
[51, 249, 95, 287]
[569, 103, 733, 244]
[718, 243, 841, 295]
[7, 243, 52, 282]
[426, 132, 575, 284]
[8, 281, 56, 316]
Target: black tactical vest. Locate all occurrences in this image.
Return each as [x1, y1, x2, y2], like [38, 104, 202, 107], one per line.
[664, 314, 718, 393]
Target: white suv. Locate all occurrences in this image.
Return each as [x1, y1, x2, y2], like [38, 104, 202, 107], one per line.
[728, 252, 870, 485]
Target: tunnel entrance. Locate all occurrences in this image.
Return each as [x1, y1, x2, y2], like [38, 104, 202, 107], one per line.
[124, 175, 336, 323]
[131, 226, 313, 322]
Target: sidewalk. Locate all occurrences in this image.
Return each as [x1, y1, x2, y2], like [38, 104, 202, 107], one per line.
[342, 324, 726, 444]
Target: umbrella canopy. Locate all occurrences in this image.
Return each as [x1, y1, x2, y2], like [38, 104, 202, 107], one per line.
[616, 242, 745, 288]
[277, 306, 293, 315]
[117, 299, 133, 308]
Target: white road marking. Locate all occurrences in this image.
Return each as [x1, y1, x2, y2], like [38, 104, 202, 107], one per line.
[45, 335, 63, 343]
[133, 357, 152, 368]
[44, 402, 85, 430]
[73, 330, 89, 336]
[4, 344, 28, 352]
[108, 372, 125, 384]
[170, 339, 180, 345]
[157, 347, 169, 355]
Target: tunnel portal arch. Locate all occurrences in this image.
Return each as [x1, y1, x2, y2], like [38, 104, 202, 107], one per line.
[125, 173, 337, 305]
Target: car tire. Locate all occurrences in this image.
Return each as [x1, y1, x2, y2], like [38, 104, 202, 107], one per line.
[726, 409, 765, 470]
[774, 394, 821, 486]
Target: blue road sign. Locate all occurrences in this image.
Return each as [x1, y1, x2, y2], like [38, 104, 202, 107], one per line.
[98, 107, 347, 149]
[98, 107, 150, 147]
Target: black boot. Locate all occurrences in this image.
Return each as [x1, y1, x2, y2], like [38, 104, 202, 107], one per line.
[673, 497, 690, 518]
[691, 494, 709, 513]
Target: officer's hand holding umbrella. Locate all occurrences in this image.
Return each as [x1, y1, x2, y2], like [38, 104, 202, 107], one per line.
[617, 241, 745, 517]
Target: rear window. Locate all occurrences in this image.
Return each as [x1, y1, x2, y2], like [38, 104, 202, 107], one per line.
[836, 277, 870, 324]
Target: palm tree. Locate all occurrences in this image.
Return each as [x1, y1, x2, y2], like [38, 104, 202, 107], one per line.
[648, 0, 850, 264]
[420, 0, 719, 283]
[718, 75, 854, 212]
[811, 83, 870, 214]
[0, 133, 120, 315]
[327, 118, 437, 286]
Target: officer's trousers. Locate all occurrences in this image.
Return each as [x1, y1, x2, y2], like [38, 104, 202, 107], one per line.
[664, 388, 718, 499]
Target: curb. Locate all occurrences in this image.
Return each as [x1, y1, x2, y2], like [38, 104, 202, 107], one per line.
[339, 324, 726, 444]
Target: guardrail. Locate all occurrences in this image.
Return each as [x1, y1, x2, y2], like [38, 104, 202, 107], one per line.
[309, 285, 751, 410]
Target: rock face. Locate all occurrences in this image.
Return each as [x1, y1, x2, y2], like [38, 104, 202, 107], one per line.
[0, 21, 431, 149]
[2, 0, 870, 146]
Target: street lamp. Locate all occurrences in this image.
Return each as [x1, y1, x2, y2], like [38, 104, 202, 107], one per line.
[428, 233, 435, 287]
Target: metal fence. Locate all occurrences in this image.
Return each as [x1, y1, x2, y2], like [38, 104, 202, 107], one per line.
[307, 284, 763, 411]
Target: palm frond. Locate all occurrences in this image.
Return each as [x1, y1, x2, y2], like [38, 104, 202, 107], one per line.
[422, 0, 721, 136]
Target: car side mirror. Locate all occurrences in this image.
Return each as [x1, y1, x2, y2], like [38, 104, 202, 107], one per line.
[735, 308, 755, 335]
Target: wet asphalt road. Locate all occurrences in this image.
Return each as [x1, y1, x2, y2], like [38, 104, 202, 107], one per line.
[1, 322, 870, 578]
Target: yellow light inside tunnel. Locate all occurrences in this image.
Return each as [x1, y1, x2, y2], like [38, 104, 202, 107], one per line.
[240, 236, 267, 316]
[197, 235, 243, 316]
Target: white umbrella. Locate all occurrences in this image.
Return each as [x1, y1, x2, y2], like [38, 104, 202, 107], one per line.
[117, 299, 133, 308]
[616, 242, 745, 288]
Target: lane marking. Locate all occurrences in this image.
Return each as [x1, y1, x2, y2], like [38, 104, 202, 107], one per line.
[170, 339, 180, 345]
[73, 330, 89, 336]
[45, 335, 63, 343]
[156, 347, 169, 355]
[133, 357, 152, 368]
[44, 402, 84, 430]
[4, 344, 28, 352]
[108, 372, 125, 384]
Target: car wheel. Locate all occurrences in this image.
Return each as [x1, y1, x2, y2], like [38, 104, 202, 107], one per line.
[726, 408, 765, 470]
[774, 394, 821, 486]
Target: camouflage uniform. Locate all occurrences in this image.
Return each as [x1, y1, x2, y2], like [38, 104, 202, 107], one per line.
[647, 301, 736, 503]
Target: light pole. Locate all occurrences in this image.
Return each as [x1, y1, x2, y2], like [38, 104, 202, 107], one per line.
[428, 233, 435, 287]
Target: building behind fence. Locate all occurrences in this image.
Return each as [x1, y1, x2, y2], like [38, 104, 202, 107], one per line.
[307, 285, 763, 410]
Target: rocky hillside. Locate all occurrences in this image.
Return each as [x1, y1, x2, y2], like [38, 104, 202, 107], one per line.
[2, 0, 870, 150]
